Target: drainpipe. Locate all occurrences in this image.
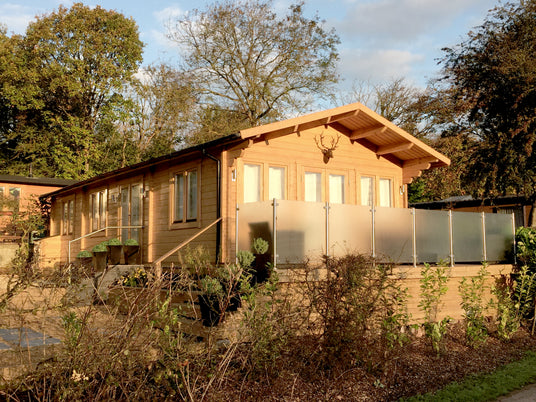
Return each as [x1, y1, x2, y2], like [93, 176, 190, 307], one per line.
[203, 150, 221, 264]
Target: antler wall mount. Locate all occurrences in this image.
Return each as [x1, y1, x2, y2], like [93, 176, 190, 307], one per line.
[314, 133, 341, 164]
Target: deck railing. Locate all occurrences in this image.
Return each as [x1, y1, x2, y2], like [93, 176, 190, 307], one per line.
[236, 200, 516, 267]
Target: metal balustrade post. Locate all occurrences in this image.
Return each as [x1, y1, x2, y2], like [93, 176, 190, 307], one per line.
[272, 198, 278, 268]
[325, 202, 330, 257]
[449, 210, 454, 267]
[412, 208, 417, 268]
[371, 206, 376, 259]
[482, 212, 487, 262]
[235, 203, 239, 265]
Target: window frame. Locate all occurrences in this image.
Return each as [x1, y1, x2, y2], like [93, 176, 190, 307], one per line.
[172, 168, 200, 226]
[90, 189, 107, 232]
[62, 198, 75, 236]
[267, 165, 287, 201]
[378, 177, 393, 208]
[243, 163, 262, 203]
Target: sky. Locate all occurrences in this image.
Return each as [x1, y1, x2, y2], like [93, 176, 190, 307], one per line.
[0, 0, 499, 89]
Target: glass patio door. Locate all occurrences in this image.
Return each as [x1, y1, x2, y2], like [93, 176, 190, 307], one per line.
[121, 184, 141, 243]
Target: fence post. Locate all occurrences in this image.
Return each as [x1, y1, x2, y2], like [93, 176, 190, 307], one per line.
[449, 210, 454, 267]
[482, 212, 487, 262]
[412, 208, 417, 268]
[272, 198, 278, 268]
[325, 202, 330, 257]
[371, 206, 376, 259]
[235, 203, 239, 265]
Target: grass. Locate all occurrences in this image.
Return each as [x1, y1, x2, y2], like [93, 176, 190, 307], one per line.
[404, 351, 536, 401]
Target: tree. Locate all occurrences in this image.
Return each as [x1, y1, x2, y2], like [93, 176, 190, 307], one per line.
[1, 3, 143, 179]
[440, 0, 536, 223]
[93, 64, 197, 170]
[167, 0, 340, 133]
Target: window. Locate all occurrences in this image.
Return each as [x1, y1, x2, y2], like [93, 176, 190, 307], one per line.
[304, 171, 322, 202]
[268, 166, 285, 200]
[329, 174, 345, 204]
[360, 176, 374, 207]
[90, 190, 107, 231]
[244, 164, 261, 203]
[62, 199, 74, 235]
[174, 169, 198, 222]
[379, 178, 392, 207]
[0, 187, 4, 197]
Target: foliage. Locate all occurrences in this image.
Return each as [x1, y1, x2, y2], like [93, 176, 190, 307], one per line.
[306, 254, 411, 371]
[91, 243, 108, 253]
[167, 0, 339, 133]
[236, 250, 255, 270]
[122, 268, 148, 287]
[123, 238, 139, 246]
[199, 276, 224, 296]
[106, 238, 122, 246]
[459, 265, 489, 347]
[0, 3, 143, 179]
[419, 263, 450, 354]
[515, 227, 536, 269]
[512, 265, 536, 323]
[178, 245, 214, 277]
[439, 0, 536, 219]
[490, 275, 520, 340]
[251, 237, 269, 255]
[76, 250, 92, 258]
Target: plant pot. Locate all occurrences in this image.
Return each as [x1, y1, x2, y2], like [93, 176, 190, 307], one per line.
[124, 245, 140, 264]
[92, 251, 108, 272]
[107, 245, 123, 265]
[251, 253, 271, 285]
[198, 294, 222, 327]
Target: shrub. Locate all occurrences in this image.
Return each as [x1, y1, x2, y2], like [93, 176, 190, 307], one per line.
[251, 237, 269, 254]
[123, 238, 139, 246]
[236, 250, 255, 270]
[106, 238, 122, 246]
[92, 243, 108, 253]
[419, 262, 450, 355]
[306, 254, 411, 371]
[459, 264, 489, 347]
[76, 250, 92, 258]
[490, 275, 519, 340]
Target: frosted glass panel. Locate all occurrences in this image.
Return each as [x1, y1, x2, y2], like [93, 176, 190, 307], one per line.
[269, 167, 285, 200]
[361, 177, 373, 206]
[375, 207, 413, 263]
[485, 213, 514, 262]
[304, 172, 322, 202]
[237, 201, 273, 254]
[452, 212, 483, 262]
[329, 175, 344, 204]
[276, 200, 325, 263]
[415, 209, 450, 264]
[329, 204, 372, 256]
[244, 164, 261, 203]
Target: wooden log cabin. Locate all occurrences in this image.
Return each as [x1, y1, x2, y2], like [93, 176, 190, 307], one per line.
[37, 103, 451, 268]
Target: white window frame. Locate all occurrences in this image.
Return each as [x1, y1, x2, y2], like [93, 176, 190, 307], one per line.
[62, 199, 74, 235]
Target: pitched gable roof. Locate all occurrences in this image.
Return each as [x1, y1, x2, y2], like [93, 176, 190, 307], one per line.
[240, 102, 450, 170]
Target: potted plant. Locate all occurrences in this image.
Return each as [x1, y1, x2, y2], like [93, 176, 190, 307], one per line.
[92, 242, 108, 272]
[198, 276, 224, 327]
[251, 237, 271, 284]
[76, 250, 94, 275]
[123, 238, 140, 264]
[106, 238, 123, 265]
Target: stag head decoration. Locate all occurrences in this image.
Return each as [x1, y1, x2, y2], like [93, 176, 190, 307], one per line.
[314, 133, 340, 164]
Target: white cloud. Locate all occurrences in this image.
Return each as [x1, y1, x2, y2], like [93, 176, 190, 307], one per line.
[0, 4, 37, 34]
[339, 48, 424, 84]
[336, 0, 492, 44]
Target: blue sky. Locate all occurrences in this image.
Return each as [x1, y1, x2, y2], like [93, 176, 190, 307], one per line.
[0, 0, 498, 88]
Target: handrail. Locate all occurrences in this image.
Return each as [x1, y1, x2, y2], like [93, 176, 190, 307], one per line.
[153, 217, 222, 279]
[68, 225, 144, 263]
